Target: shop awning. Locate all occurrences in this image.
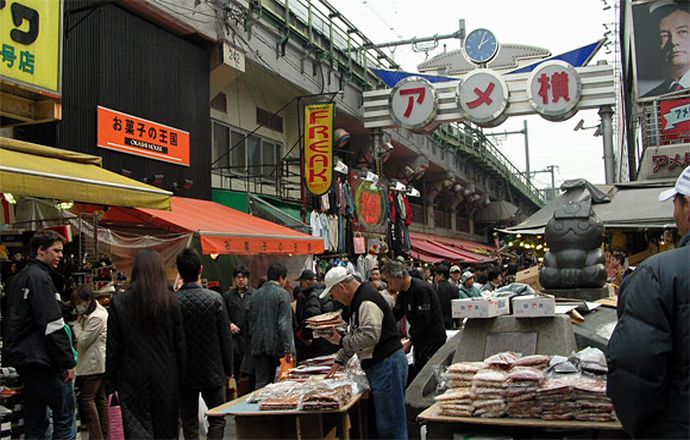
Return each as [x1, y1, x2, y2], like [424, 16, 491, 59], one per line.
[409, 231, 496, 264]
[107, 196, 324, 255]
[0, 137, 171, 210]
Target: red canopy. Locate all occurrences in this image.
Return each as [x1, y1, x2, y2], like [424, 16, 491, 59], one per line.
[409, 231, 495, 263]
[105, 196, 324, 255]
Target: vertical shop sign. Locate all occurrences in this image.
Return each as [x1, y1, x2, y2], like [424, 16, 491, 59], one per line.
[0, 0, 62, 95]
[388, 76, 438, 132]
[303, 103, 334, 196]
[527, 61, 582, 121]
[97, 106, 190, 166]
[456, 69, 509, 127]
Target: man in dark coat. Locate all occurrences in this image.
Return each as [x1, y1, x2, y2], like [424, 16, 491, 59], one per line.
[247, 263, 295, 389]
[384, 262, 446, 380]
[434, 264, 459, 330]
[3, 230, 77, 438]
[607, 166, 690, 438]
[294, 270, 338, 360]
[222, 266, 255, 394]
[176, 248, 233, 440]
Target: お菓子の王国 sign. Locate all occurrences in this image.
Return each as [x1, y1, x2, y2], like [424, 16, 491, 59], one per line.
[303, 103, 335, 196]
[97, 106, 190, 166]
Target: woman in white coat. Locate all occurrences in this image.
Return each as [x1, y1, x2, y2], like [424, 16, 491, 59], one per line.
[72, 285, 108, 440]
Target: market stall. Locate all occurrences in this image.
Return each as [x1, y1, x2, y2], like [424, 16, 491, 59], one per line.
[208, 355, 369, 439]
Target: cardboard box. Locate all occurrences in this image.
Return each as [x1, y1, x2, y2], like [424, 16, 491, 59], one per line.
[515, 266, 542, 292]
[452, 297, 510, 319]
[512, 294, 555, 317]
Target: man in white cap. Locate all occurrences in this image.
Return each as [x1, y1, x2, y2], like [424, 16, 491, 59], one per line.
[320, 266, 408, 439]
[607, 165, 690, 438]
[449, 265, 462, 286]
[459, 271, 483, 299]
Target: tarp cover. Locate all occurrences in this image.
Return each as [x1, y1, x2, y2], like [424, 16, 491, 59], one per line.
[110, 196, 324, 255]
[410, 231, 496, 263]
[0, 137, 172, 210]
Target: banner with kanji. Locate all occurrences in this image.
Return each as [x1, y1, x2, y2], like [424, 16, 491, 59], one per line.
[97, 106, 190, 167]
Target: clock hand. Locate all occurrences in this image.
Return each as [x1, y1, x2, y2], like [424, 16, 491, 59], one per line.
[478, 32, 487, 50]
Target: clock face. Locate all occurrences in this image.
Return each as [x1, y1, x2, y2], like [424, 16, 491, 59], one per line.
[464, 28, 499, 64]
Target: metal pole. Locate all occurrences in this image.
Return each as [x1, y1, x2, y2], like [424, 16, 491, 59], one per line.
[523, 120, 531, 185]
[599, 105, 615, 184]
[549, 166, 555, 194]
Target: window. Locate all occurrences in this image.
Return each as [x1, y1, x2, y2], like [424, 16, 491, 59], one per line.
[212, 121, 284, 180]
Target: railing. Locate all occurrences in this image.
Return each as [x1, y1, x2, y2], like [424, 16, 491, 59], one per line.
[212, 158, 302, 202]
[433, 123, 545, 206]
[638, 91, 690, 149]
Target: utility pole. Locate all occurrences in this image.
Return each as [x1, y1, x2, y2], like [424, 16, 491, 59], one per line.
[599, 105, 615, 184]
[484, 119, 531, 184]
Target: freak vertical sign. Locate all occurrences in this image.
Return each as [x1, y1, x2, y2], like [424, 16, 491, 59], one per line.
[304, 103, 334, 196]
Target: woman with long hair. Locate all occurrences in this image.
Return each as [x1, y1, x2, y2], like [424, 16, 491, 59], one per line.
[105, 250, 185, 439]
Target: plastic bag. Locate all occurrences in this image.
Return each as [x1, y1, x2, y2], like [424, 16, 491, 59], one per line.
[108, 393, 125, 440]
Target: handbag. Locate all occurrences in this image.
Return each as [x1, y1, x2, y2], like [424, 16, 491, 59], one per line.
[108, 393, 125, 440]
[353, 233, 366, 254]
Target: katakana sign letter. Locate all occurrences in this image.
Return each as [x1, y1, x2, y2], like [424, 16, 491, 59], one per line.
[399, 87, 426, 118]
[652, 155, 669, 172]
[551, 72, 571, 103]
[10, 3, 40, 45]
[538, 74, 550, 105]
[466, 82, 496, 109]
[1, 44, 15, 67]
[669, 153, 684, 170]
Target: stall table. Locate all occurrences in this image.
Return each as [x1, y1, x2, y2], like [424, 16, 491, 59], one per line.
[208, 391, 368, 440]
[418, 403, 625, 439]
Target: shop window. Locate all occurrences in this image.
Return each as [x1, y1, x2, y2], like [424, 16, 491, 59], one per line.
[212, 121, 284, 180]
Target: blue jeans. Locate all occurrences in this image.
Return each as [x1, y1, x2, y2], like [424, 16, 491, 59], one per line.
[20, 366, 76, 440]
[364, 349, 408, 440]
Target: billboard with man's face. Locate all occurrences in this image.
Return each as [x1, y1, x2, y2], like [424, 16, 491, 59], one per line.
[632, 0, 690, 101]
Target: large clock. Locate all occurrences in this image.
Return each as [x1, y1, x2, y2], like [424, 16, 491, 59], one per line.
[464, 28, 499, 65]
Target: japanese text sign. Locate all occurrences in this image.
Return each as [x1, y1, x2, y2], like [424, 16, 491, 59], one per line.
[389, 77, 438, 131]
[0, 0, 62, 94]
[303, 103, 334, 196]
[97, 106, 190, 166]
[659, 98, 690, 145]
[651, 153, 690, 173]
[456, 69, 509, 127]
[200, 235, 323, 255]
[528, 61, 582, 121]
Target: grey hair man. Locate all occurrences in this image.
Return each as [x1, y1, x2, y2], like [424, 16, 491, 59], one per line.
[320, 266, 408, 439]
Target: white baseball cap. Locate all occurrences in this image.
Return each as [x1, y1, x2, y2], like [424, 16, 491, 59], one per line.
[319, 266, 352, 299]
[658, 165, 690, 201]
[450, 265, 462, 273]
[461, 271, 475, 283]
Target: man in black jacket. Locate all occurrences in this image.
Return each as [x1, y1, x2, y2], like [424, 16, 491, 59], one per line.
[434, 264, 459, 330]
[607, 166, 690, 438]
[295, 270, 337, 360]
[3, 230, 77, 438]
[176, 248, 233, 440]
[222, 266, 255, 394]
[383, 261, 446, 380]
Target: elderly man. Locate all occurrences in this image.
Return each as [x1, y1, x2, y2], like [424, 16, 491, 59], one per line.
[607, 165, 690, 438]
[644, 1, 690, 97]
[449, 265, 462, 286]
[459, 271, 483, 298]
[320, 267, 407, 439]
[383, 261, 446, 378]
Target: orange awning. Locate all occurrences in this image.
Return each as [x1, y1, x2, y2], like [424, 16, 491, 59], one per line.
[106, 196, 324, 255]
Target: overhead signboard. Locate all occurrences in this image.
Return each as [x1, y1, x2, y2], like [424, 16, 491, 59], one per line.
[97, 106, 191, 167]
[303, 103, 335, 196]
[0, 0, 62, 95]
[637, 143, 690, 181]
[363, 63, 615, 130]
